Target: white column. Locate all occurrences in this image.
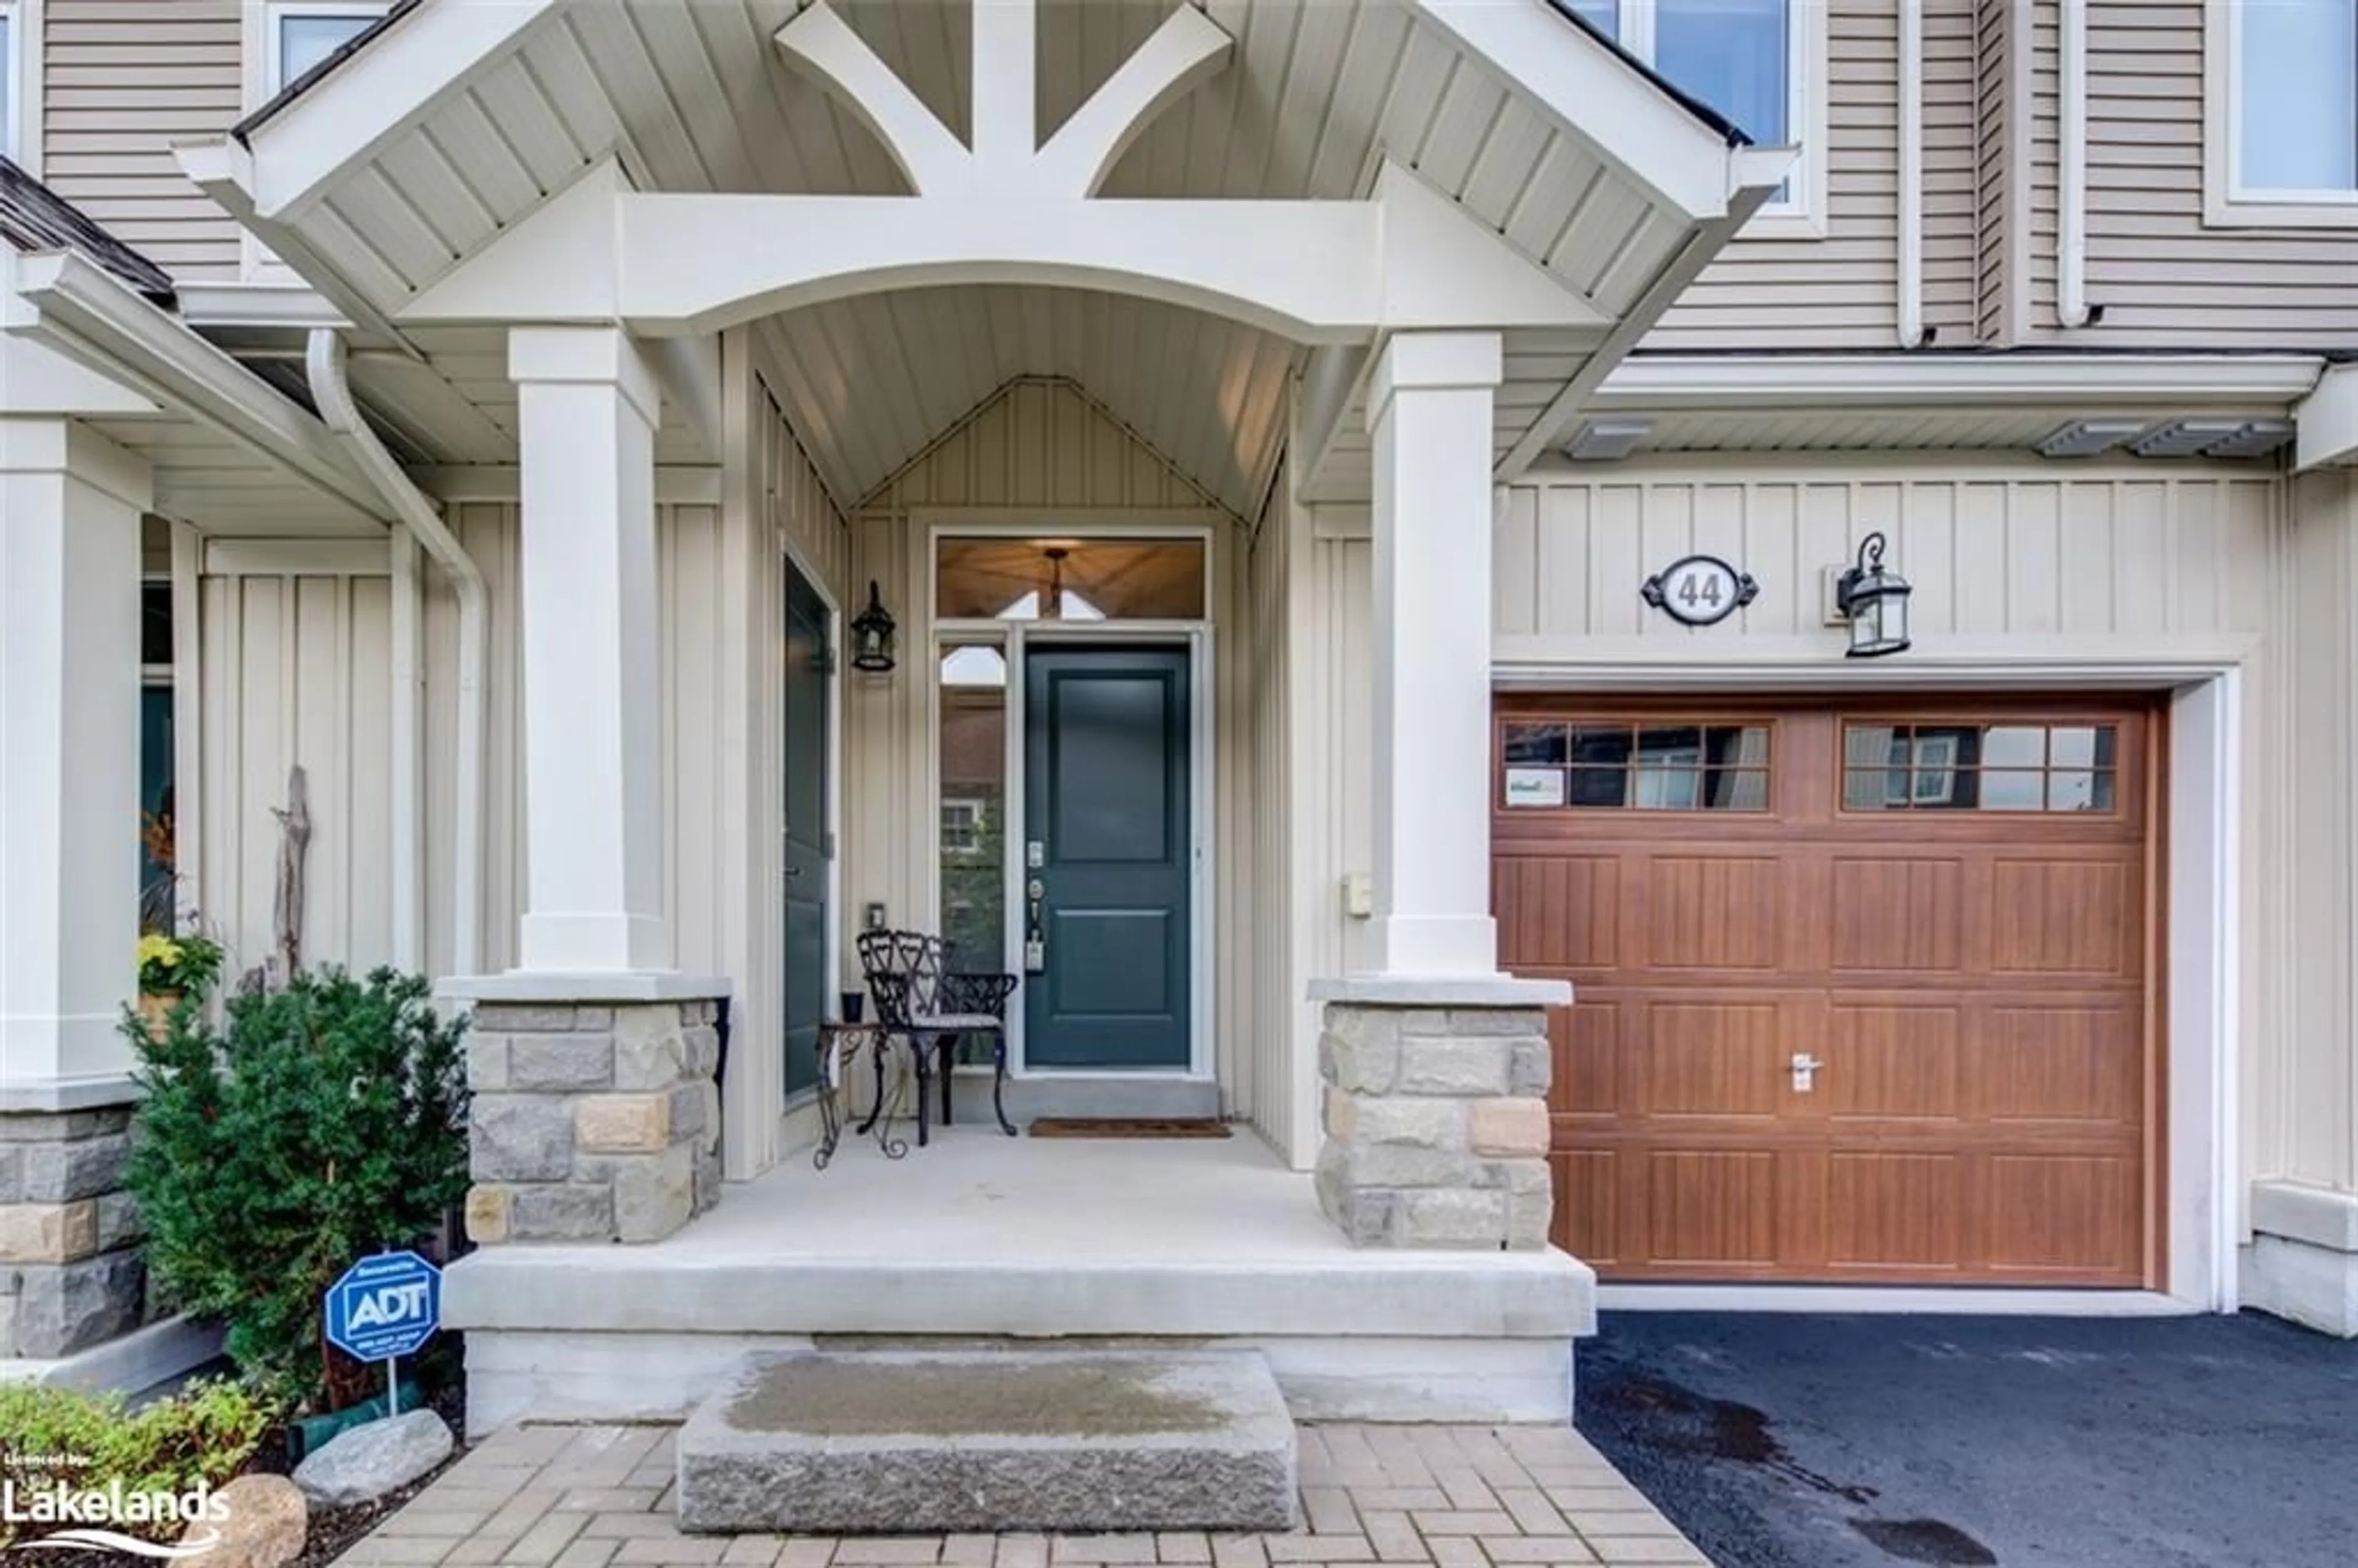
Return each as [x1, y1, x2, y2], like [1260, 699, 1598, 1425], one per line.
[508, 326, 671, 974]
[0, 419, 149, 1090]
[1364, 332, 1504, 978]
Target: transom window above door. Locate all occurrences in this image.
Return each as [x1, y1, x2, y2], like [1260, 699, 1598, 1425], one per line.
[1842, 721, 2119, 813]
[1501, 720, 1770, 812]
[935, 537, 1205, 623]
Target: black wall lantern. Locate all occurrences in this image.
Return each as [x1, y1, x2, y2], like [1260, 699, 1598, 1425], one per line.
[1835, 532, 1912, 659]
[849, 580, 897, 673]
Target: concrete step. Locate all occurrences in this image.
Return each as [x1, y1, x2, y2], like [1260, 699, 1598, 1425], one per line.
[675, 1349, 1298, 1535]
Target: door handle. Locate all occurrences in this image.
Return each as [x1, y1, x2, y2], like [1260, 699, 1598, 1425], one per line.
[1025, 877, 1046, 973]
[1790, 1053, 1822, 1093]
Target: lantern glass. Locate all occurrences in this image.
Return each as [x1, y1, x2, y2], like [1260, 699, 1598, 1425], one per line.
[850, 581, 897, 673]
[1837, 532, 1912, 659]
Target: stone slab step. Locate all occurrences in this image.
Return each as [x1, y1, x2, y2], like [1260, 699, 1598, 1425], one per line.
[675, 1349, 1298, 1535]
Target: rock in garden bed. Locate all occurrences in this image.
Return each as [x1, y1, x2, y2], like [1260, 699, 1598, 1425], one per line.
[292, 1408, 454, 1507]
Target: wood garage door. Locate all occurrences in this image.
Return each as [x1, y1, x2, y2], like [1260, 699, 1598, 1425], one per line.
[1494, 698, 2162, 1286]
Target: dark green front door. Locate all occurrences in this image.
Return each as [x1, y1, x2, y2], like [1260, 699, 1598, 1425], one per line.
[782, 565, 831, 1098]
[1023, 646, 1191, 1069]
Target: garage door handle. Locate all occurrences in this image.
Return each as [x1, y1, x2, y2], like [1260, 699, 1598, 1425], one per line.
[1791, 1053, 1822, 1093]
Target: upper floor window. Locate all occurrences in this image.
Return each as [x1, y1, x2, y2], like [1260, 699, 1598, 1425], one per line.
[1, 4, 16, 163]
[1566, 0, 1823, 235]
[265, 2, 384, 95]
[2211, 0, 2358, 225]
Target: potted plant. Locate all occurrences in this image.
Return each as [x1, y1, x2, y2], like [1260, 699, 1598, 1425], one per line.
[134, 930, 227, 1037]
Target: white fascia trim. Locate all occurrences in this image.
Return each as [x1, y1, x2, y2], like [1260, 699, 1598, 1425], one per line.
[1592, 353, 2328, 409]
[203, 537, 390, 576]
[410, 464, 724, 507]
[240, 0, 559, 222]
[8, 250, 389, 521]
[2296, 362, 2358, 470]
[403, 187, 1611, 344]
[1407, 0, 1739, 222]
[1492, 634, 2258, 690]
[174, 280, 350, 330]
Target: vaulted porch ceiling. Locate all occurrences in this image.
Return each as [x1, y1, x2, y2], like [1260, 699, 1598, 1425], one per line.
[183, 0, 1784, 518]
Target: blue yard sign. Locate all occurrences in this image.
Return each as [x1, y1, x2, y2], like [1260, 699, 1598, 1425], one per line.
[324, 1251, 441, 1413]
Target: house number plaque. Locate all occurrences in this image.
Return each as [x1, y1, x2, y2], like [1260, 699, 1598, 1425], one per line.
[1641, 554, 1759, 628]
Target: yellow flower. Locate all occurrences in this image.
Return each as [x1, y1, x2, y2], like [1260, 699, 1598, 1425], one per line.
[136, 934, 184, 971]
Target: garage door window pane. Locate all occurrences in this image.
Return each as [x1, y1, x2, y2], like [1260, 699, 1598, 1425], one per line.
[1507, 718, 1770, 810]
[1504, 723, 1568, 764]
[1841, 721, 2119, 813]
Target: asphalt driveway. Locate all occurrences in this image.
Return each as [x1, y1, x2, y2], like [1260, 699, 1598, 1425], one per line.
[1574, 1310, 2358, 1568]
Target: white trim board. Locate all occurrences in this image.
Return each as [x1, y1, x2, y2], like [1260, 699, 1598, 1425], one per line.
[1496, 655, 2244, 1314]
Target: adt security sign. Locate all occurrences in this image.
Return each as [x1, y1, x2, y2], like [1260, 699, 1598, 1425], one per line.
[325, 1250, 441, 1363]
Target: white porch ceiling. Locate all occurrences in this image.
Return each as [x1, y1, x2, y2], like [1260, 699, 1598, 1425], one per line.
[212, 0, 1747, 518]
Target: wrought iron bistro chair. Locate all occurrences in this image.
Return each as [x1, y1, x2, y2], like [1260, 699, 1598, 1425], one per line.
[854, 930, 1019, 1149]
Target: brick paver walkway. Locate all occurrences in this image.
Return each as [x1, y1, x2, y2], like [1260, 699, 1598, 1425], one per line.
[330, 1424, 1708, 1568]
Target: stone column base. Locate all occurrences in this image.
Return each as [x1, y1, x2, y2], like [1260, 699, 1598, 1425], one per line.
[1309, 976, 1570, 1252]
[446, 978, 729, 1246]
[0, 1106, 151, 1358]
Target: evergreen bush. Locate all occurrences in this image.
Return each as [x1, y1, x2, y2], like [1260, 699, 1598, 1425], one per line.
[124, 968, 470, 1410]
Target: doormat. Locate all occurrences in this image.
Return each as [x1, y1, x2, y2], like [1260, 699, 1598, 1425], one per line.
[1028, 1117, 1233, 1139]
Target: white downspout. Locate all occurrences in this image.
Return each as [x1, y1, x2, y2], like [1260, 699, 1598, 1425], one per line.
[2056, 0, 2100, 328]
[389, 529, 424, 971]
[1896, 0, 1930, 347]
[307, 330, 487, 977]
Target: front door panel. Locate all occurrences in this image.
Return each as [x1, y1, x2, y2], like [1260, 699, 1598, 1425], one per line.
[782, 566, 831, 1097]
[1024, 646, 1191, 1068]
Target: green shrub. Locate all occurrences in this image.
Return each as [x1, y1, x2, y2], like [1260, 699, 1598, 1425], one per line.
[0, 1378, 279, 1545]
[125, 968, 470, 1411]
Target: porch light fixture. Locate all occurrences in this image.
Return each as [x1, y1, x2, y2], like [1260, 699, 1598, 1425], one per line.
[850, 580, 897, 673]
[1834, 532, 1912, 659]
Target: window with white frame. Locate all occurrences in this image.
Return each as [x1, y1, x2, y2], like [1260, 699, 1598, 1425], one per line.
[1, 3, 16, 163]
[263, 1, 384, 95]
[2231, 0, 2358, 198]
[1566, 0, 1823, 230]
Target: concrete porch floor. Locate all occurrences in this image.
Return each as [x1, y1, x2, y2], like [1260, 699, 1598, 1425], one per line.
[330, 1420, 1708, 1567]
[445, 1129, 1593, 1433]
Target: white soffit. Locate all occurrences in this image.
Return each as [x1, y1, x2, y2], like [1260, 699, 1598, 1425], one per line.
[212, 0, 1765, 513]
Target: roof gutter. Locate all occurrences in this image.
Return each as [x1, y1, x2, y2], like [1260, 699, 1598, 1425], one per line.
[1595, 352, 2327, 408]
[7, 249, 387, 519]
[308, 329, 487, 979]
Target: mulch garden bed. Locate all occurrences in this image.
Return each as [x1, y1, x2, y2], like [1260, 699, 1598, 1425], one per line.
[23, 1375, 469, 1568]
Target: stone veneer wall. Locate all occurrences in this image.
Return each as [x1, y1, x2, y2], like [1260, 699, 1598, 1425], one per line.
[463, 1001, 722, 1245]
[0, 1106, 149, 1357]
[1314, 1004, 1554, 1250]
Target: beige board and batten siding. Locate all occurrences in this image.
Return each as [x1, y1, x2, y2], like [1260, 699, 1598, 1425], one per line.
[840, 378, 1267, 1120]
[1645, 0, 1976, 349]
[196, 567, 397, 978]
[42, 0, 243, 277]
[1477, 459, 2295, 1225]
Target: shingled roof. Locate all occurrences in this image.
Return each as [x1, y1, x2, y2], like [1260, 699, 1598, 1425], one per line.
[0, 155, 177, 307]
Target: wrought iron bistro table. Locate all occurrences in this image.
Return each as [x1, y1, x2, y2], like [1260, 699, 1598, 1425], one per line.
[811, 1020, 896, 1168]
